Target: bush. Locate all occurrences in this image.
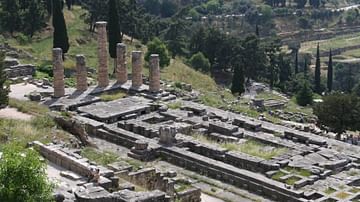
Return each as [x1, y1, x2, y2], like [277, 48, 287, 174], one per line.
[145, 37, 170, 68]
[296, 81, 313, 106]
[37, 65, 53, 77]
[189, 52, 211, 73]
[16, 33, 31, 45]
[0, 144, 54, 201]
[298, 17, 312, 29]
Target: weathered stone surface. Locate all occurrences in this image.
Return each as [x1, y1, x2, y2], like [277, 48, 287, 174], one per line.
[149, 54, 160, 93]
[53, 48, 65, 97]
[131, 51, 143, 89]
[76, 55, 88, 91]
[96, 21, 109, 87]
[116, 43, 127, 84]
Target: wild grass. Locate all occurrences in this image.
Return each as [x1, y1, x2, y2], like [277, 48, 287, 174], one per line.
[0, 116, 70, 148]
[162, 59, 218, 92]
[285, 176, 301, 185]
[335, 191, 350, 199]
[81, 147, 144, 169]
[99, 91, 127, 102]
[81, 147, 119, 165]
[236, 139, 288, 160]
[324, 187, 337, 195]
[9, 98, 49, 116]
[192, 133, 287, 160]
[167, 102, 182, 109]
[271, 171, 286, 181]
[283, 167, 312, 177]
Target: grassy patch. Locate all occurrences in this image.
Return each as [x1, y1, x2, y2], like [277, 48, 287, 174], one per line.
[236, 139, 288, 160]
[81, 147, 119, 166]
[9, 98, 49, 116]
[162, 59, 217, 92]
[349, 187, 360, 193]
[99, 91, 127, 102]
[271, 171, 287, 181]
[324, 187, 337, 195]
[284, 167, 312, 177]
[255, 91, 284, 100]
[0, 116, 70, 148]
[285, 176, 301, 185]
[175, 181, 192, 192]
[335, 192, 350, 199]
[192, 134, 287, 160]
[167, 102, 182, 109]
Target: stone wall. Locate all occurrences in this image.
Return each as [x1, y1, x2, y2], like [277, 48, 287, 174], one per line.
[119, 167, 175, 197]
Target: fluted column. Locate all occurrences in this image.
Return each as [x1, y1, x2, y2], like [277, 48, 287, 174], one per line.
[76, 55, 88, 91]
[131, 51, 143, 89]
[96, 21, 109, 87]
[53, 48, 65, 98]
[116, 43, 127, 84]
[149, 54, 160, 93]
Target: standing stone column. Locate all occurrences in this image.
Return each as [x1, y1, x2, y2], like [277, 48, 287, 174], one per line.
[53, 48, 65, 98]
[76, 55, 88, 91]
[131, 51, 143, 89]
[116, 43, 127, 84]
[96, 21, 109, 87]
[149, 54, 160, 93]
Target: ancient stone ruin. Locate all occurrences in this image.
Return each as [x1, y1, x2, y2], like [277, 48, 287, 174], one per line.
[96, 21, 109, 87]
[53, 48, 65, 98]
[38, 21, 360, 202]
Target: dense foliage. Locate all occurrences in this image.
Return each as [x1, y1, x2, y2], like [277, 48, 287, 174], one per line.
[0, 144, 54, 201]
[53, 0, 70, 55]
[314, 93, 360, 138]
[0, 0, 47, 37]
[0, 52, 8, 107]
[145, 37, 170, 68]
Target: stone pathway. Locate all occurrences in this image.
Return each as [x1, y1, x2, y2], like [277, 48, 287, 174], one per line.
[0, 107, 32, 120]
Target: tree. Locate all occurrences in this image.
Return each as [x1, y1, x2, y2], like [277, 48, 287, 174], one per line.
[278, 53, 292, 90]
[108, 0, 122, 64]
[22, 0, 47, 37]
[231, 54, 246, 95]
[314, 43, 321, 94]
[143, 0, 161, 15]
[0, 0, 21, 34]
[303, 58, 308, 75]
[296, 80, 313, 106]
[53, 0, 70, 55]
[314, 93, 360, 139]
[295, 0, 307, 8]
[189, 52, 211, 72]
[0, 144, 54, 201]
[327, 49, 333, 92]
[145, 37, 170, 68]
[295, 50, 299, 74]
[0, 52, 9, 107]
[160, 0, 178, 17]
[66, 0, 72, 10]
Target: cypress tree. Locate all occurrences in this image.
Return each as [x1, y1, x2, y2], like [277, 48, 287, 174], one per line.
[327, 49, 333, 92]
[315, 43, 321, 94]
[303, 58, 308, 75]
[295, 50, 298, 74]
[231, 58, 245, 95]
[108, 0, 121, 74]
[255, 24, 259, 37]
[0, 52, 9, 107]
[53, 0, 70, 56]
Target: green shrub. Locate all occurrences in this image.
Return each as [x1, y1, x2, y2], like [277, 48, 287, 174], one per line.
[0, 144, 54, 201]
[189, 52, 211, 73]
[145, 37, 170, 68]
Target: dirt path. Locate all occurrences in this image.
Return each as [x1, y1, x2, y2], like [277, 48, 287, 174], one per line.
[0, 107, 33, 121]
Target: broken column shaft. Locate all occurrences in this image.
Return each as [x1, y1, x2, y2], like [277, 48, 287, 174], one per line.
[149, 54, 160, 93]
[53, 48, 65, 98]
[131, 51, 143, 89]
[116, 43, 127, 84]
[96, 21, 109, 87]
[76, 55, 88, 91]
